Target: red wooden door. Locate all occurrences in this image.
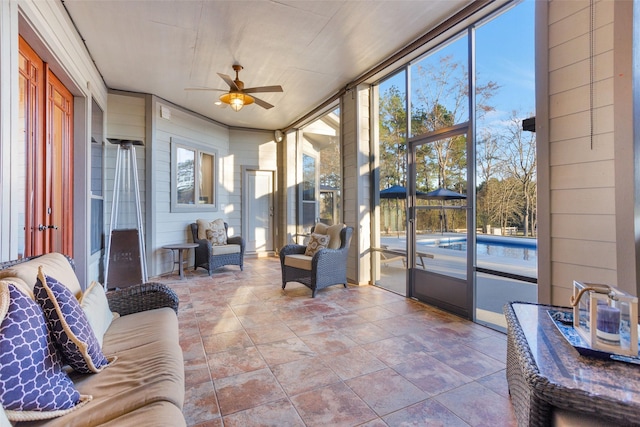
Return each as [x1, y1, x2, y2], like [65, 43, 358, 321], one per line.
[19, 36, 74, 257]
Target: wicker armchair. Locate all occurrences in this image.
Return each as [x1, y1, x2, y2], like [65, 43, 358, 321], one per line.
[190, 222, 245, 275]
[280, 225, 353, 297]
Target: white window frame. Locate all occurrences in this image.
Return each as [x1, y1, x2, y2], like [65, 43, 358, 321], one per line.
[170, 137, 218, 212]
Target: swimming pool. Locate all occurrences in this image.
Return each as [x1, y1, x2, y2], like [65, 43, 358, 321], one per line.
[422, 235, 537, 262]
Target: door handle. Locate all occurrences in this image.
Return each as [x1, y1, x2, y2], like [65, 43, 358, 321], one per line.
[38, 224, 59, 231]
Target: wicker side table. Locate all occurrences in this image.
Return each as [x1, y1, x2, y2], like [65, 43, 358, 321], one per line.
[504, 302, 640, 426]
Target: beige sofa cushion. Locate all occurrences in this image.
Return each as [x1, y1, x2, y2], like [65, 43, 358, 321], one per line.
[26, 308, 184, 427]
[79, 281, 118, 348]
[284, 254, 312, 271]
[0, 253, 81, 298]
[211, 244, 240, 256]
[98, 401, 186, 427]
[0, 276, 32, 299]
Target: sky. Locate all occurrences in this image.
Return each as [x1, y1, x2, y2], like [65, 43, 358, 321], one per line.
[379, 0, 535, 133]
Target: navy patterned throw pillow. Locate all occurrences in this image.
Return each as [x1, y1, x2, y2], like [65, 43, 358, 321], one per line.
[0, 281, 90, 422]
[34, 267, 110, 374]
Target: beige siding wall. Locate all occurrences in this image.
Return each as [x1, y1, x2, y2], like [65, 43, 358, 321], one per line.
[342, 86, 372, 285]
[547, 0, 619, 304]
[105, 92, 147, 243]
[228, 128, 277, 252]
[151, 99, 229, 276]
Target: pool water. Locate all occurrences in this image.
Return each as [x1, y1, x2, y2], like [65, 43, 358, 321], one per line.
[436, 241, 537, 262]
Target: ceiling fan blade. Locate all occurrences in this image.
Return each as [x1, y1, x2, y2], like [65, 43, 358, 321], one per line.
[217, 73, 239, 90]
[243, 85, 283, 94]
[252, 95, 275, 110]
[184, 87, 225, 91]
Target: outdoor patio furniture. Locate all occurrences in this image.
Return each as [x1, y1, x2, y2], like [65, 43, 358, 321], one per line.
[504, 302, 640, 426]
[280, 224, 353, 297]
[190, 221, 245, 275]
[376, 245, 434, 268]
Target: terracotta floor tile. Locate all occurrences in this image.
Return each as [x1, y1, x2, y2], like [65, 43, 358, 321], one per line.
[256, 337, 316, 366]
[271, 357, 341, 396]
[183, 380, 221, 426]
[199, 315, 244, 335]
[155, 257, 515, 426]
[392, 355, 473, 396]
[476, 369, 510, 398]
[285, 316, 335, 337]
[214, 368, 287, 415]
[202, 329, 253, 354]
[357, 419, 389, 427]
[245, 322, 296, 345]
[353, 305, 398, 322]
[346, 368, 428, 416]
[237, 311, 284, 329]
[298, 330, 357, 355]
[184, 364, 212, 387]
[362, 335, 430, 366]
[382, 399, 469, 426]
[324, 346, 386, 380]
[207, 346, 267, 380]
[290, 382, 377, 427]
[222, 398, 305, 427]
[464, 335, 508, 363]
[435, 381, 517, 427]
[430, 344, 505, 380]
[339, 321, 395, 345]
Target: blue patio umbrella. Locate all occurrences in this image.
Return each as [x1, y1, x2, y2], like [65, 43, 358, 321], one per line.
[424, 187, 466, 233]
[380, 185, 429, 199]
[379, 185, 428, 236]
[424, 188, 466, 200]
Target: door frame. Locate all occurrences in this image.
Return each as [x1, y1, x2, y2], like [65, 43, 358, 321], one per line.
[242, 165, 276, 255]
[407, 122, 475, 319]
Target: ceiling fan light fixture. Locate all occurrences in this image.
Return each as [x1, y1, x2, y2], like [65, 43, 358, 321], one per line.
[219, 92, 254, 112]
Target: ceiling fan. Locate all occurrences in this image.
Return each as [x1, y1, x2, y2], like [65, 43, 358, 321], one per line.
[186, 64, 283, 112]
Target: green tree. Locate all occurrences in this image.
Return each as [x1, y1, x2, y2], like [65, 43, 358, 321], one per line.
[379, 85, 407, 188]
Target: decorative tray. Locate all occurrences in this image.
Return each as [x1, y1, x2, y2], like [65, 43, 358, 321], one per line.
[547, 309, 640, 365]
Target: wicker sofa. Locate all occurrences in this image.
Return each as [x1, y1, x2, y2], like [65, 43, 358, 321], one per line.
[0, 253, 185, 426]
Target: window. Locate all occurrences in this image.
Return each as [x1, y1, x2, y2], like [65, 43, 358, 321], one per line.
[298, 107, 341, 233]
[90, 99, 104, 255]
[171, 137, 217, 212]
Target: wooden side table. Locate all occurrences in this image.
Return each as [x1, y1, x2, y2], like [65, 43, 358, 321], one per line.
[162, 243, 198, 280]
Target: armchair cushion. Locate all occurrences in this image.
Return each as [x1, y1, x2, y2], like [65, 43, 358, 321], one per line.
[305, 233, 330, 257]
[311, 222, 345, 249]
[211, 244, 241, 256]
[326, 224, 346, 249]
[197, 218, 227, 245]
[284, 254, 312, 270]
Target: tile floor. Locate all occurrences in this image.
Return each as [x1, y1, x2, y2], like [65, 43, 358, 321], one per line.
[158, 256, 516, 426]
